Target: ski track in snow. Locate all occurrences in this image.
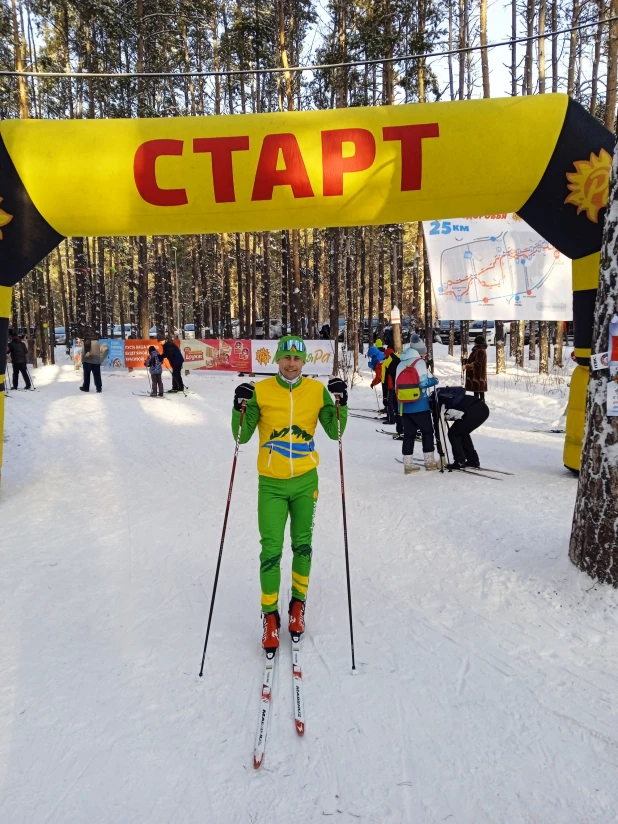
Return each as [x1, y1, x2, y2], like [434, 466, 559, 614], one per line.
[1, 345, 617, 824]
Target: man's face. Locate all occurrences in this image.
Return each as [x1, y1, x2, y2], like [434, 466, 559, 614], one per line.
[279, 354, 304, 381]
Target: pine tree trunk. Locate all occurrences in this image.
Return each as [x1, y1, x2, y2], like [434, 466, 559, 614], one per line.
[554, 321, 564, 367]
[222, 233, 232, 338]
[56, 247, 71, 354]
[569, 146, 618, 586]
[448, 321, 455, 356]
[567, 0, 580, 96]
[377, 227, 385, 336]
[313, 229, 321, 338]
[539, 321, 549, 373]
[235, 234, 244, 336]
[367, 227, 375, 343]
[281, 230, 289, 333]
[329, 228, 340, 371]
[495, 321, 507, 373]
[511, 0, 517, 96]
[606, 0, 618, 130]
[516, 321, 525, 367]
[192, 235, 202, 338]
[422, 243, 434, 369]
[244, 232, 251, 335]
[137, 236, 148, 339]
[529, 320, 536, 360]
[45, 256, 55, 364]
[128, 242, 137, 338]
[263, 232, 271, 339]
[97, 238, 107, 337]
[73, 237, 88, 334]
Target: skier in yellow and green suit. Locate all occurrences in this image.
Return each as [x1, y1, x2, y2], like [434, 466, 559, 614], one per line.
[231, 335, 348, 651]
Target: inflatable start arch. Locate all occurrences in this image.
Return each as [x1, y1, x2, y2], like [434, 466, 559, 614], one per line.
[0, 93, 614, 477]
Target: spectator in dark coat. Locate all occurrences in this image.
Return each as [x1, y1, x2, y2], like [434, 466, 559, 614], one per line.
[8, 333, 31, 390]
[80, 334, 103, 393]
[465, 335, 488, 401]
[161, 338, 185, 392]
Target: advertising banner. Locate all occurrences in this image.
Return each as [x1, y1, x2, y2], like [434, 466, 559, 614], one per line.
[251, 340, 336, 375]
[423, 214, 573, 322]
[188, 339, 252, 372]
[124, 339, 174, 369]
[100, 338, 126, 369]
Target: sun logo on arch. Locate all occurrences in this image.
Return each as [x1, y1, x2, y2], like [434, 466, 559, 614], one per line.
[0, 197, 13, 239]
[564, 148, 612, 223]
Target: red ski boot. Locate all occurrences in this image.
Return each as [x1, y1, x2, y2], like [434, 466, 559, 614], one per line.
[288, 598, 306, 637]
[262, 611, 280, 651]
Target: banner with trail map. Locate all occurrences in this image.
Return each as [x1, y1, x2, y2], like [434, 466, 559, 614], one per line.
[423, 214, 573, 322]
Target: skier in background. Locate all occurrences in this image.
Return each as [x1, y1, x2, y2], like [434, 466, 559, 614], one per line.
[8, 332, 31, 390]
[162, 337, 185, 392]
[231, 335, 348, 651]
[395, 334, 439, 474]
[80, 332, 102, 393]
[144, 346, 164, 397]
[464, 335, 488, 401]
[435, 387, 490, 470]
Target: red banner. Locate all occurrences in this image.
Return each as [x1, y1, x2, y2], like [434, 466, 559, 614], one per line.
[182, 339, 252, 372]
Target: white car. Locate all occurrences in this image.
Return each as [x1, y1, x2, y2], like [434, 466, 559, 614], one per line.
[468, 320, 510, 346]
[183, 324, 196, 339]
[255, 318, 283, 339]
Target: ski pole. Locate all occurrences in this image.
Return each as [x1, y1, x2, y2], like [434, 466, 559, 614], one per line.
[199, 401, 247, 676]
[336, 399, 356, 672]
[26, 365, 34, 390]
[430, 393, 445, 474]
[438, 409, 453, 471]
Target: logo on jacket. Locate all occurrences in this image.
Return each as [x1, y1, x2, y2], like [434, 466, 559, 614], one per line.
[264, 425, 315, 460]
[564, 148, 611, 223]
[0, 198, 13, 239]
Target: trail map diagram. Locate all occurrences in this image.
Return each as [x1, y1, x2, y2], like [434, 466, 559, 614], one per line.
[423, 215, 573, 321]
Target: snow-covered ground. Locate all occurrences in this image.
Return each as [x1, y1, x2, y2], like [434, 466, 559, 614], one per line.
[2, 345, 617, 824]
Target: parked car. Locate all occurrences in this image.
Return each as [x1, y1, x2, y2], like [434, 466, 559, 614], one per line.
[149, 325, 181, 339]
[467, 320, 516, 347]
[255, 318, 283, 339]
[109, 323, 136, 338]
[183, 323, 196, 339]
[436, 320, 461, 345]
[54, 326, 66, 345]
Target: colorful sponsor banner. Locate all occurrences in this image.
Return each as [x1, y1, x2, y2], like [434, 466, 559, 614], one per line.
[188, 339, 252, 372]
[100, 338, 126, 369]
[424, 214, 573, 322]
[251, 340, 335, 375]
[123, 339, 174, 369]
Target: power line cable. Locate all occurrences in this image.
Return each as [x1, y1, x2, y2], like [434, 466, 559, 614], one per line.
[0, 15, 615, 80]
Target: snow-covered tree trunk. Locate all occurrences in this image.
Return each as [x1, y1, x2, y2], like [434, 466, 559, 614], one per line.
[569, 146, 618, 587]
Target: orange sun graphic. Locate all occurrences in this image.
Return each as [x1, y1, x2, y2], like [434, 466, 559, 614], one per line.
[255, 347, 271, 366]
[564, 148, 612, 223]
[0, 197, 13, 239]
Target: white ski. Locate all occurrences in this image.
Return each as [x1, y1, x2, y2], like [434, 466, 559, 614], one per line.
[253, 651, 276, 770]
[291, 635, 305, 736]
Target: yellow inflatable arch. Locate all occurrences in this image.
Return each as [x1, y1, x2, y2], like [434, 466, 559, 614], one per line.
[0, 94, 614, 476]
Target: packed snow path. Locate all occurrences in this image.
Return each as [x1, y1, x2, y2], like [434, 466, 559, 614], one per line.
[2, 348, 617, 823]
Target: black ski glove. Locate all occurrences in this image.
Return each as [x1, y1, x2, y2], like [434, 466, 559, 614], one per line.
[327, 376, 348, 406]
[234, 382, 255, 411]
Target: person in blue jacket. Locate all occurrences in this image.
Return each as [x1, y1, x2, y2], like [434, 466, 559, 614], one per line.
[367, 344, 384, 372]
[395, 334, 439, 474]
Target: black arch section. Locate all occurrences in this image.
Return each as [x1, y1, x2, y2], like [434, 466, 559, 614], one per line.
[0, 132, 64, 288]
[517, 98, 615, 260]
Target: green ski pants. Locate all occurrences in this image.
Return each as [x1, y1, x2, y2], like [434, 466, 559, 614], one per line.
[258, 468, 319, 613]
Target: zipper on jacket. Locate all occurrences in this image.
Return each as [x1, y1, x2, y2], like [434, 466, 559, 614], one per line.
[289, 386, 294, 478]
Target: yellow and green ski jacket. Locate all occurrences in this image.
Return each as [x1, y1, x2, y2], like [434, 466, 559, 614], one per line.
[231, 374, 348, 480]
